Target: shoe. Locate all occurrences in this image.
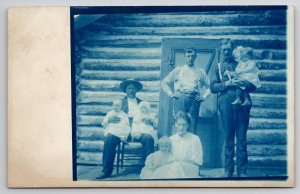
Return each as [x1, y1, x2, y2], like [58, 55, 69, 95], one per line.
[96, 173, 111, 180]
[238, 173, 247, 178]
[241, 98, 251, 106]
[224, 172, 233, 178]
[231, 98, 242, 105]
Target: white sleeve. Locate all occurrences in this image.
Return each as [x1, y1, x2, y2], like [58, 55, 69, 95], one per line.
[190, 136, 203, 165]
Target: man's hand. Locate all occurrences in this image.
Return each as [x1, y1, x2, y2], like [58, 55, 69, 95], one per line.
[195, 94, 206, 102]
[171, 92, 180, 99]
[108, 116, 121, 124]
[231, 78, 247, 87]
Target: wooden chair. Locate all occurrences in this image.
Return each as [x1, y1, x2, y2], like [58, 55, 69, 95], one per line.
[116, 140, 144, 175]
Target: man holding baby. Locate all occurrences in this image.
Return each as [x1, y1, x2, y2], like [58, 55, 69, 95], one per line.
[96, 79, 155, 179]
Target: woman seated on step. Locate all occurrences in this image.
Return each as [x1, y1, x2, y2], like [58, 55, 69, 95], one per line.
[140, 112, 203, 179]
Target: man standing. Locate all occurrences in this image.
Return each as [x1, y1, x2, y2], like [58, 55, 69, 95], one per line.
[210, 39, 256, 177]
[96, 79, 154, 179]
[161, 48, 211, 134]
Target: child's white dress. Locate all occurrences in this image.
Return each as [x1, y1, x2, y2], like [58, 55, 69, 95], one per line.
[131, 112, 158, 144]
[235, 60, 261, 88]
[102, 110, 131, 140]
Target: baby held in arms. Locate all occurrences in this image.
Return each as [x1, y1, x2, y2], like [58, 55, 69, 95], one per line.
[224, 46, 261, 106]
[140, 136, 174, 179]
[101, 99, 131, 142]
[131, 101, 158, 144]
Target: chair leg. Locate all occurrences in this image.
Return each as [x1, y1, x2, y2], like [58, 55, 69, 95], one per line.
[116, 143, 121, 175]
[121, 142, 125, 169]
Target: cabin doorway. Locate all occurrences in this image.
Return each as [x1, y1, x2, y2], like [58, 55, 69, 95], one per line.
[158, 38, 223, 168]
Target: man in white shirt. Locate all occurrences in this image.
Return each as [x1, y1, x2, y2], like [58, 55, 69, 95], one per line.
[97, 79, 155, 179]
[161, 48, 211, 134]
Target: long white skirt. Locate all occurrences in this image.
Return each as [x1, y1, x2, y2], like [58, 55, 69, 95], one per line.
[140, 162, 200, 179]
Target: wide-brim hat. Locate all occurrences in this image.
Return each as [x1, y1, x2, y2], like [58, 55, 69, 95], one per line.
[119, 79, 143, 92]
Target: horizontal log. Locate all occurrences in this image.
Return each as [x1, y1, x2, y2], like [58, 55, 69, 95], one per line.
[258, 70, 286, 82]
[77, 115, 104, 126]
[247, 130, 286, 145]
[247, 145, 286, 156]
[82, 59, 161, 71]
[251, 94, 286, 109]
[249, 118, 286, 130]
[78, 140, 104, 152]
[255, 82, 286, 95]
[81, 47, 161, 59]
[94, 11, 286, 27]
[82, 31, 286, 42]
[80, 46, 286, 60]
[248, 156, 287, 168]
[79, 80, 160, 93]
[77, 140, 143, 154]
[77, 91, 286, 109]
[77, 102, 159, 116]
[255, 60, 286, 70]
[250, 108, 286, 119]
[77, 151, 101, 164]
[88, 25, 286, 36]
[80, 70, 160, 81]
[82, 37, 286, 50]
[77, 126, 104, 140]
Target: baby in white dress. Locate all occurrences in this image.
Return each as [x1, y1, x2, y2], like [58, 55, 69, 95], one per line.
[101, 99, 131, 141]
[225, 46, 261, 106]
[140, 136, 174, 179]
[131, 101, 158, 144]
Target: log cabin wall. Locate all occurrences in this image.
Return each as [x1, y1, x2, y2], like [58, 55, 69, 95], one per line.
[75, 10, 287, 170]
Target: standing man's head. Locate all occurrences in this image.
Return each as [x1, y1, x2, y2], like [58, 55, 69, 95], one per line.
[119, 79, 143, 99]
[220, 38, 234, 61]
[184, 48, 197, 67]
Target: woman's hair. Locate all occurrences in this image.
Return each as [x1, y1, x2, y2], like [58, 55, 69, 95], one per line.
[174, 111, 191, 126]
[158, 136, 172, 152]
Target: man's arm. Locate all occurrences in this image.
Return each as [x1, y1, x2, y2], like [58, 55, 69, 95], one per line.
[210, 63, 230, 94]
[161, 68, 178, 97]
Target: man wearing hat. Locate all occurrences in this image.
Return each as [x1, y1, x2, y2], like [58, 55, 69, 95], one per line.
[97, 79, 155, 179]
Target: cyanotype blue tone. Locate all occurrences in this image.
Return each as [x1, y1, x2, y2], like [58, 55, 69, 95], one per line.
[71, 6, 288, 181]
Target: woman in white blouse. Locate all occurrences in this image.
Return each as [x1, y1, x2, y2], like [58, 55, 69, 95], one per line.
[140, 111, 203, 179]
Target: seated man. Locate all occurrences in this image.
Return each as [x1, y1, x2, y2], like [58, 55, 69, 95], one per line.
[96, 79, 155, 179]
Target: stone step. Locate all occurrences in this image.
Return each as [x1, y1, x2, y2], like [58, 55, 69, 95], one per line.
[94, 11, 286, 27]
[249, 118, 286, 130]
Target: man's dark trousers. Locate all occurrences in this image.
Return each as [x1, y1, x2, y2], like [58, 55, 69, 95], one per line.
[219, 91, 251, 175]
